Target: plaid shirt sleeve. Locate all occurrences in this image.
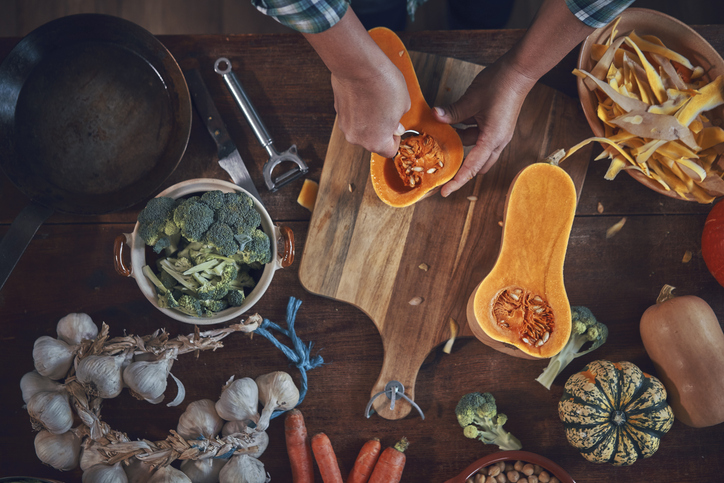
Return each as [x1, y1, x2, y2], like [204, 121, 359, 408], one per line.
[564, 0, 636, 28]
[251, 0, 350, 33]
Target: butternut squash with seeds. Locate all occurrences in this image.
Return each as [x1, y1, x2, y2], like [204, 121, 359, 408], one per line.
[467, 162, 576, 359]
[367, 27, 464, 208]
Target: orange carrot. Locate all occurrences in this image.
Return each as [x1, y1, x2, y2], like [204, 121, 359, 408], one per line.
[346, 438, 382, 483]
[368, 437, 409, 483]
[285, 409, 315, 483]
[311, 432, 344, 483]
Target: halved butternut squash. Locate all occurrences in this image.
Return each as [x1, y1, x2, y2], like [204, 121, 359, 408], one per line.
[368, 27, 464, 207]
[466, 162, 577, 359]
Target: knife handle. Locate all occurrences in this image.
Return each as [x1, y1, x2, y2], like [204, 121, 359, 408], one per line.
[184, 69, 235, 159]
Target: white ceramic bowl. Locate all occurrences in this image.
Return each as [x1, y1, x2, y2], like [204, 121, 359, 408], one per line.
[114, 178, 294, 325]
[577, 8, 724, 201]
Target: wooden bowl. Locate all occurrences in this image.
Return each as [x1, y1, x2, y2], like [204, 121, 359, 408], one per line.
[576, 8, 724, 201]
[445, 450, 576, 483]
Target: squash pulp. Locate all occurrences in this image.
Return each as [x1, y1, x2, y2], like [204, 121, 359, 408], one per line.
[367, 27, 464, 208]
[467, 162, 576, 359]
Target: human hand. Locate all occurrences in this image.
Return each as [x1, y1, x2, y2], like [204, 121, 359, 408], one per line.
[433, 59, 537, 197]
[331, 60, 411, 158]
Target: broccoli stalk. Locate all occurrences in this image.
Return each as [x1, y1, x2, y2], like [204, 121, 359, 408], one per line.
[535, 306, 608, 390]
[455, 392, 522, 451]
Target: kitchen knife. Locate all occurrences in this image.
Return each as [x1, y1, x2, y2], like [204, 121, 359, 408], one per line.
[184, 68, 263, 203]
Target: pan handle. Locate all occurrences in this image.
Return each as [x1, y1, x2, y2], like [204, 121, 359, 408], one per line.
[113, 234, 133, 277]
[0, 202, 55, 292]
[275, 224, 295, 269]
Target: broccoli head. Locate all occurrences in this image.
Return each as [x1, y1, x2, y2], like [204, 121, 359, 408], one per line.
[455, 392, 522, 451]
[203, 222, 239, 257]
[216, 192, 262, 234]
[535, 306, 608, 390]
[173, 197, 215, 242]
[137, 197, 178, 252]
[226, 289, 246, 307]
[176, 294, 203, 317]
[233, 228, 271, 265]
[199, 190, 227, 210]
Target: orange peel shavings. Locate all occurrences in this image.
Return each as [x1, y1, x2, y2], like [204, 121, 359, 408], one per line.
[562, 20, 724, 202]
[297, 178, 319, 212]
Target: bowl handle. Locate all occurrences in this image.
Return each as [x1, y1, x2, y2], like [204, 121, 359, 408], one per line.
[114, 233, 133, 277]
[275, 224, 295, 269]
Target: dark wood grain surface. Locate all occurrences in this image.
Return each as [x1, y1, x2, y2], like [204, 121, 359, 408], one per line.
[1, 28, 723, 483]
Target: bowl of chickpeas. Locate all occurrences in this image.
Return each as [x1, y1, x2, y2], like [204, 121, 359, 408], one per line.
[445, 451, 575, 483]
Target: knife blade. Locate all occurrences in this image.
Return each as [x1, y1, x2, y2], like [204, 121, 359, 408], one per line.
[184, 68, 263, 203]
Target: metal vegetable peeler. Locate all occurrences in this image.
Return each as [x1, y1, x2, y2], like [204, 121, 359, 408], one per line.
[214, 57, 308, 192]
[365, 380, 425, 420]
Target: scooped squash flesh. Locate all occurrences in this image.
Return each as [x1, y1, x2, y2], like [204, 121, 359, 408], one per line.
[466, 163, 576, 359]
[368, 27, 464, 208]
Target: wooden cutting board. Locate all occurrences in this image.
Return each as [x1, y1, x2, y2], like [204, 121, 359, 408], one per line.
[299, 51, 593, 420]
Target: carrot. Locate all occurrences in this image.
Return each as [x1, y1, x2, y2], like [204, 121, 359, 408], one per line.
[346, 438, 381, 483]
[285, 409, 315, 483]
[311, 432, 344, 483]
[368, 437, 409, 483]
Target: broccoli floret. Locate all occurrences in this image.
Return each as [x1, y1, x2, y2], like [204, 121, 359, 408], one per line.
[216, 192, 261, 234]
[137, 197, 177, 252]
[226, 289, 246, 307]
[200, 299, 229, 312]
[157, 291, 179, 309]
[232, 228, 271, 265]
[199, 190, 227, 210]
[455, 392, 522, 451]
[176, 295, 203, 317]
[230, 267, 256, 289]
[173, 197, 215, 242]
[203, 222, 239, 257]
[535, 306, 609, 390]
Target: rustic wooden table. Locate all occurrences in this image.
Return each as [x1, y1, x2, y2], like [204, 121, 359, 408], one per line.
[1, 28, 723, 482]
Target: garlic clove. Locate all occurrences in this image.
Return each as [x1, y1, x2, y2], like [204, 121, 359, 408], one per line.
[255, 371, 300, 431]
[215, 377, 260, 423]
[219, 454, 269, 483]
[34, 429, 81, 471]
[147, 464, 193, 483]
[123, 351, 175, 403]
[76, 354, 125, 399]
[177, 399, 224, 440]
[82, 462, 129, 483]
[57, 312, 99, 346]
[33, 335, 75, 380]
[27, 390, 74, 435]
[20, 370, 63, 404]
[180, 458, 227, 483]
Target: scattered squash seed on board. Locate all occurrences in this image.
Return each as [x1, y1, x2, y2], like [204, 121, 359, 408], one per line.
[296, 178, 319, 211]
[408, 296, 424, 306]
[442, 318, 459, 354]
[597, 202, 604, 213]
[606, 217, 627, 238]
[682, 250, 693, 263]
[418, 263, 429, 271]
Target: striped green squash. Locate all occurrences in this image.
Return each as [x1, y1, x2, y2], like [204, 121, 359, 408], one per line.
[558, 360, 674, 466]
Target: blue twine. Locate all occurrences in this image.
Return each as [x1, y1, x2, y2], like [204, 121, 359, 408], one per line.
[253, 296, 324, 421]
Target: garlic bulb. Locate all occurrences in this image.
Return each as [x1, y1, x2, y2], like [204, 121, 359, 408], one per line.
[83, 462, 129, 483]
[224, 426, 269, 459]
[20, 370, 63, 403]
[123, 351, 175, 403]
[80, 440, 106, 471]
[76, 354, 125, 399]
[34, 429, 81, 471]
[221, 419, 251, 437]
[147, 464, 193, 483]
[124, 457, 158, 483]
[180, 458, 227, 483]
[57, 312, 99, 346]
[177, 399, 224, 440]
[33, 335, 75, 380]
[215, 377, 259, 423]
[27, 390, 74, 434]
[219, 454, 269, 483]
[255, 371, 300, 431]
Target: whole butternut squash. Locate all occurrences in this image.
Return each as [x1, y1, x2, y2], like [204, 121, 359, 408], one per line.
[367, 27, 464, 207]
[467, 162, 576, 359]
[640, 284, 724, 428]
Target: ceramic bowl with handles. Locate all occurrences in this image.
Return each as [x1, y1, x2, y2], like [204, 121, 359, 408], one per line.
[114, 178, 294, 325]
[444, 450, 576, 483]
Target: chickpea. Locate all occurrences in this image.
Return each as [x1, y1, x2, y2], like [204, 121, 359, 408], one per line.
[485, 477, 497, 483]
[522, 464, 535, 476]
[538, 471, 551, 483]
[528, 476, 539, 483]
[507, 470, 521, 483]
[549, 478, 560, 483]
[505, 463, 515, 472]
[514, 461, 525, 471]
[474, 474, 485, 483]
[496, 474, 507, 483]
[488, 465, 501, 477]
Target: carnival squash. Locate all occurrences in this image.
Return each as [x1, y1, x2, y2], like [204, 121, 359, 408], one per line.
[702, 200, 724, 288]
[559, 360, 674, 466]
[640, 285, 724, 427]
[368, 27, 464, 207]
[466, 162, 576, 359]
